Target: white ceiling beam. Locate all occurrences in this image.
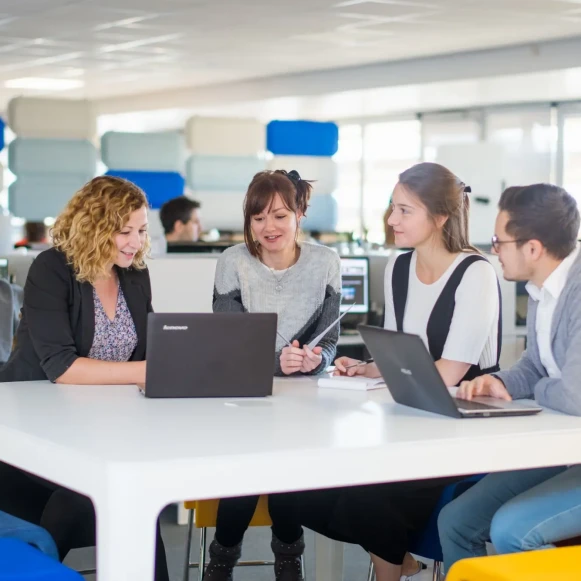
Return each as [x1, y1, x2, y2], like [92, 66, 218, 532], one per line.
[94, 35, 581, 114]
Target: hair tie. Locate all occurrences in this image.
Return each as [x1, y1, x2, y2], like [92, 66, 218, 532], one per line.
[287, 170, 302, 185]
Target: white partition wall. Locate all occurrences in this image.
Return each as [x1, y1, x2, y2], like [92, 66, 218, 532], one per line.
[147, 255, 217, 313]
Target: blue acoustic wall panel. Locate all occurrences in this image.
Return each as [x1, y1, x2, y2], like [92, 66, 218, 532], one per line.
[101, 131, 186, 172]
[105, 170, 185, 210]
[267, 121, 339, 157]
[8, 138, 97, 175]
[9, 174, 93, 220]
[301, 195, 338, 232]
[268, 155, 338, 195]
[186, 155, 265, 191]
[0, 118, 4, 151]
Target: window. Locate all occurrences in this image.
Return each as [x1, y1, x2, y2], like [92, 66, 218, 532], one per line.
[334, 124, 363, 235]
[422, 113, 481, 162]
[362, 120, 421, 243]
[486, 108, 554, 187]
[562, 115, 581, 208]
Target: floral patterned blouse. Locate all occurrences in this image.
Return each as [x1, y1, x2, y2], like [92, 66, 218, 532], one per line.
[87, 284, 138, 362]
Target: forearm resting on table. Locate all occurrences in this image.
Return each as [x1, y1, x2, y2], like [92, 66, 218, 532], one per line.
[364, 362, 382, 378]
[55, 358, 145, 385]
[435, 359, 471, 388]
[363, 360, 468, 385]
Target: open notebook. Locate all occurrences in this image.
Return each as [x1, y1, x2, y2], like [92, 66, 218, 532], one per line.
[318, 376, 386, 391]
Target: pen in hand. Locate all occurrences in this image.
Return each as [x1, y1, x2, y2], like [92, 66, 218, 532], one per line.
[277, 330, 293, 347]
[344, 358, 374, 370]
[327, 358, 374, 373]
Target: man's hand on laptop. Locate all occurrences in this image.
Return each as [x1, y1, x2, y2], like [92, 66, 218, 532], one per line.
[457, 375, 512, 402]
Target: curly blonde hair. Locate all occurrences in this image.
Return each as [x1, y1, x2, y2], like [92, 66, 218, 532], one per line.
[51, 176, 150, 283]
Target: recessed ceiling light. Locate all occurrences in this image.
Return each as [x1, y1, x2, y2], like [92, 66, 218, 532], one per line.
[4, 77, 84, 91]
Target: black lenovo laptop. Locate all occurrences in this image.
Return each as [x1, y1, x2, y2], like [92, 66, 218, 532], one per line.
[358, 325, 541, 418]
[142, 313, 277, 398]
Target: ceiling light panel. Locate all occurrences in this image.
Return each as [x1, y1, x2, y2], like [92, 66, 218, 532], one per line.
[0, 0, 579, 107]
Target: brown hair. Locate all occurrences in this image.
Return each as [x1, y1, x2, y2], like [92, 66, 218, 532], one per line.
[499, 183, 580, 259]
[397, 162, 478, 253]
[51, 176, 150, 283]
[243, 170, 313, 258]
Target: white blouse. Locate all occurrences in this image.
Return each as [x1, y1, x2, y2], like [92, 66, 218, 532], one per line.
[384, 251, 500, 368]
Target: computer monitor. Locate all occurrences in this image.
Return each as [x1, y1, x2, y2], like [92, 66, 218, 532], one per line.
[340, 257, 369, 314]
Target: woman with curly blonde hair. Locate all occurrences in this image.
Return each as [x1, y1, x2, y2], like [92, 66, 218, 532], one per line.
[0, 175, 169, 580]
[2, 175, 152, 384]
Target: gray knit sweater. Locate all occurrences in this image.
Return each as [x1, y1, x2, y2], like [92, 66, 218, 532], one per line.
[213, 242, 342, 375]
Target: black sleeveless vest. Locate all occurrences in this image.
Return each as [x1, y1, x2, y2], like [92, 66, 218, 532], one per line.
[391, 252, 502, 382]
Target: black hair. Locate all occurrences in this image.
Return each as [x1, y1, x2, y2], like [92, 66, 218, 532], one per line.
[159, 196, 201, 235]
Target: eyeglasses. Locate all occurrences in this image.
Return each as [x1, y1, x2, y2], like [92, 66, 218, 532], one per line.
[491, 235, 528, 253]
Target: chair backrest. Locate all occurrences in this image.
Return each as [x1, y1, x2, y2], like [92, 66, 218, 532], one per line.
[186, 496, 272, 528]
[409, 475, 485, 562]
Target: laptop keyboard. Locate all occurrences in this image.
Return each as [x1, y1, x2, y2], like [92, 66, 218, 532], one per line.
[452, 398, 497, 411]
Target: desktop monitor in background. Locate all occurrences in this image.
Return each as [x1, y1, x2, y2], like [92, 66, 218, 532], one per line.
[340, 257, 369, 330]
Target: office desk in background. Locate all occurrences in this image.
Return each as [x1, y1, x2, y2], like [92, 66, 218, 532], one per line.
[1, 379, 581, 580]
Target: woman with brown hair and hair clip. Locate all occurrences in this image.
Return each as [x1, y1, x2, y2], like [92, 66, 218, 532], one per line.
[209, 169, 342, 581]
[291, 162, 502, 581]
[0, 176, 169, 581]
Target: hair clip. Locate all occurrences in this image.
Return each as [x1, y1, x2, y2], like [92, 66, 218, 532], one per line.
[287, 170, 302, 184]
[464, 185, 472, 193]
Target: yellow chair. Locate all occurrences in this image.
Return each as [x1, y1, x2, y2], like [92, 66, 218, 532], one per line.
[446, 546, 581, 580]
[182, 496, 305, 581]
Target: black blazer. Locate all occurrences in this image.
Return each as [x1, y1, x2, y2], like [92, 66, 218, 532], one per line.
[0, 248, 153, 382]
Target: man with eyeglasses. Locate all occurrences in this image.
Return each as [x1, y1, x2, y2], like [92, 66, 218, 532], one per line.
[438, 183, 581, 575]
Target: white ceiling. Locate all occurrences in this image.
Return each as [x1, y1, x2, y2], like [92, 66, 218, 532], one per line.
[1, 0, 581, 109]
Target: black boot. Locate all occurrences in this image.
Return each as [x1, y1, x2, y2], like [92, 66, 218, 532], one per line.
[202, 539, 242, 581]
[271, 533, 305, 581]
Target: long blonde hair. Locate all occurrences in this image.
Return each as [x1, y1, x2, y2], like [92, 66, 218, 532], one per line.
[51, 176, 150, 283]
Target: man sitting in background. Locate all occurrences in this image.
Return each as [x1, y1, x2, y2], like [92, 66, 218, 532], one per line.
[159, 196, 202, 244]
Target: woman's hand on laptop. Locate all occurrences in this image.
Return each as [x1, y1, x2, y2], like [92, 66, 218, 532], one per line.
[281, 340, 306, 375]
[457, 375, 512, 401]
[300, 345, 323, 373]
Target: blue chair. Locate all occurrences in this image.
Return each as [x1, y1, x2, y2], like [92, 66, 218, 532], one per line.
[0, 538, 83, 580]
[0, 510, 59, 560]
[367, 475, 485, 581]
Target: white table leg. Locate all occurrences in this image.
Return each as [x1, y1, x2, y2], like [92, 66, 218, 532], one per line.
[95, 489, 160, 581]
[177, 502, 189, 526]
[315, 534, 344, 581]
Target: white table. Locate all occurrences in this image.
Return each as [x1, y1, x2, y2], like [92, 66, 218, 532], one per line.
[1, 378, 581, 581]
